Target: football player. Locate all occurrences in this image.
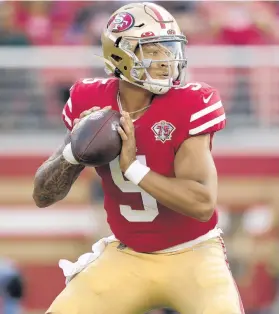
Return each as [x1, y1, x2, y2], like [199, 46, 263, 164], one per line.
[33, 2, 244, 314]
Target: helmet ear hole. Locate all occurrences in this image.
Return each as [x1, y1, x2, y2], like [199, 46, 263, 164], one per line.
[111, 54, 122, 63]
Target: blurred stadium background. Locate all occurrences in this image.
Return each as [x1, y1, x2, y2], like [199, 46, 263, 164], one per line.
[0, 1, 279, 314]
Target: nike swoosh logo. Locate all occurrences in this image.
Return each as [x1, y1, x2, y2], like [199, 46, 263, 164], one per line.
[203, 92, 214, 103]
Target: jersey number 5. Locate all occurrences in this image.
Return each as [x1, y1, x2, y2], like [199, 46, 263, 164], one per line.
[109, 156, 159, 222]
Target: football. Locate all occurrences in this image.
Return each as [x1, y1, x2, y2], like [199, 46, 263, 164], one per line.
[71, 109, 122, 167]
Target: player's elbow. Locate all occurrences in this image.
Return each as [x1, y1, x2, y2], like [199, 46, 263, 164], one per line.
[195, 194, 216, 222]
[32, 188, 57, 208]
[34, 201, 49, 209]
[32, 193, 51, 208]
[196, 205, 215, 222]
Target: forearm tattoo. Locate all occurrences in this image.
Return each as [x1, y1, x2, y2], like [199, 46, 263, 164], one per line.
[33, 155, 84, 207]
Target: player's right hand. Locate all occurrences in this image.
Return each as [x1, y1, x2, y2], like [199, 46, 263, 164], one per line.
[63, 105, 112, 165]
[73, 106, 112, 126]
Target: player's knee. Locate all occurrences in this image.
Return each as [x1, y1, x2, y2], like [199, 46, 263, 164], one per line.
[5, 273, 24, 299]
[46, 304, 74, 314]
[46, 293, 79, 314]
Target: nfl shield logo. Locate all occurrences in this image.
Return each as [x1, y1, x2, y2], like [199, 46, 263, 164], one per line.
[151, 120, 176, 143]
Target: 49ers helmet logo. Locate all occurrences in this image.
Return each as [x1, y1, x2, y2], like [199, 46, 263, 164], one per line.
[107, 12, 135, 33]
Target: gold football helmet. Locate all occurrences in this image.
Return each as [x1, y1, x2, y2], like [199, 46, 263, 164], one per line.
[101, 2, 188, 94]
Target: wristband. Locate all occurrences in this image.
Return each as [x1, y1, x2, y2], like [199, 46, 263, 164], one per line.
[62, 143, 79, 165]
[124, 160, 150, 185]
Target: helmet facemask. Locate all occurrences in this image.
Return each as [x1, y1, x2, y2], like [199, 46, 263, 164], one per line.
[134, 36, 187, 94]
[104, 34, 188, 94]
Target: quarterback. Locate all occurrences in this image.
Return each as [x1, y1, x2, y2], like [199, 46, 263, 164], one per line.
[33, 2, 244, 314]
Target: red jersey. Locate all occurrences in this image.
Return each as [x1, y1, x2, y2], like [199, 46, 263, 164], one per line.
[62, 78, 226, 252]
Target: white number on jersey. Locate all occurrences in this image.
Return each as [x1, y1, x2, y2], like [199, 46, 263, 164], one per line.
[81, 78, 159, 222]
[180, 82, 202, 90]
[82, 78, 110, 85]
[109, 156, 159, 222]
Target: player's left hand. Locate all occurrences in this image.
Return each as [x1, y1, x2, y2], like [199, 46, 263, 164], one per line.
[117, 111, 137, 173]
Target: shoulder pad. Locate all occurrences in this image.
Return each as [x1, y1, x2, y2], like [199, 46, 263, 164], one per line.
[176, 82, 226, 136]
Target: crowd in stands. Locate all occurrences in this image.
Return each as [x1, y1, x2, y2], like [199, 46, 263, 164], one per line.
[1, 1, 279, 46]
[0, 1, 278, 132]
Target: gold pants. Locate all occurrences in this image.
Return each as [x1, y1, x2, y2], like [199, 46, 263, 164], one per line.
[47, 238, 244, 314]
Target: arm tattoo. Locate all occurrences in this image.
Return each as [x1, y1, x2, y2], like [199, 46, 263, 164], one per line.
[33, 156, 84, 207]
[32, 132, 85, 207]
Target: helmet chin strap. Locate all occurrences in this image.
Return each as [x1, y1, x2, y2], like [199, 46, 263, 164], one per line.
[142, 71, 171, 94]
[143, 79, 170, 94]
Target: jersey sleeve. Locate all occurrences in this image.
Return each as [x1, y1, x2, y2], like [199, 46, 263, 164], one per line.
[61, 81, 84, 132]
[188, 86, 226, 137]
[62, 95, 74, 131]
[61, 77, 114, 132]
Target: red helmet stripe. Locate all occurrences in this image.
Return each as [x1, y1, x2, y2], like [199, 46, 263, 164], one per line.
[146, 4, 166, 29]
